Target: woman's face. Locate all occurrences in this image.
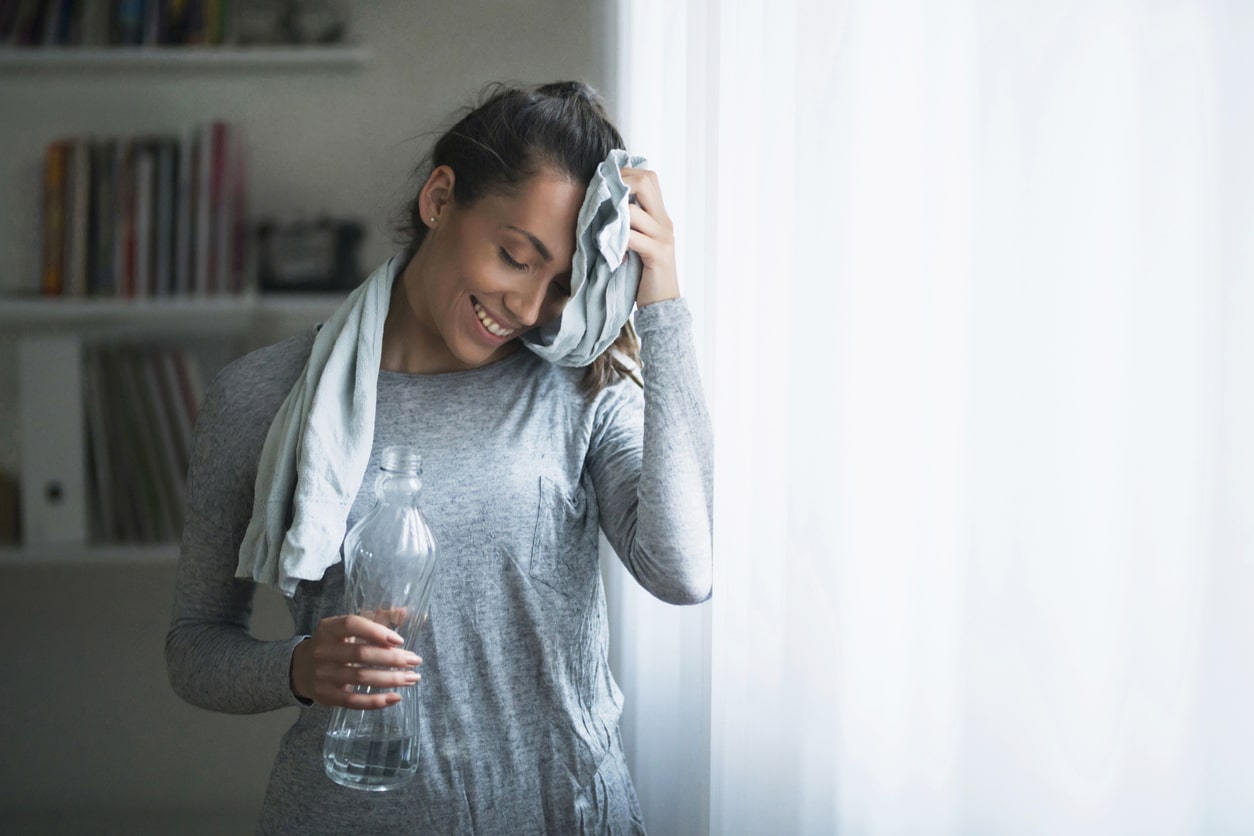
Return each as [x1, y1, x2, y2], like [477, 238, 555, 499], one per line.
[405, 167, 582, 373]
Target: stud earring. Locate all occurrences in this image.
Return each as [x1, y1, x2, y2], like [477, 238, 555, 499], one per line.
[430, 217, 437, 224]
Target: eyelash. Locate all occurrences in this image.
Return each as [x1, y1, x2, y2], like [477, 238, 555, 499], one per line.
[500, 246, 569, 296]
[499, 247, 527, 271]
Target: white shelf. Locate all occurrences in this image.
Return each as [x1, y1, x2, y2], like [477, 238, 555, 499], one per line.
[0, 293, 347, 339]
[0, 542, 179, 566]
[0, 45, 373, 71]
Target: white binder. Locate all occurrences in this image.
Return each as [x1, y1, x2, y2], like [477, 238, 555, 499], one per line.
[18, 334, 88, 545]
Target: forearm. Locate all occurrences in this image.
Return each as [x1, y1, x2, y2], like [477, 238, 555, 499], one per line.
[602, 298, 714, 604]
[165, 524, 305, 714]
[166, 615, 305, 715]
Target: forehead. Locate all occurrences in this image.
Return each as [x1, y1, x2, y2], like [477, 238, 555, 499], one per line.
[472, 171, 584, 257]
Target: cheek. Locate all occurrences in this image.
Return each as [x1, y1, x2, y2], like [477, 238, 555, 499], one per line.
[458, 246, 503, 282]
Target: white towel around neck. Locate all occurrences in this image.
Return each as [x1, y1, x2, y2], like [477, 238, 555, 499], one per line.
[234, 255, 398, 597]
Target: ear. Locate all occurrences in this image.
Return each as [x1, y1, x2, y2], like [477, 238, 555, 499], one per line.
[420, 165, 456, 227]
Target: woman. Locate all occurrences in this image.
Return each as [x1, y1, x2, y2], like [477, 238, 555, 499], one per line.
[166, 81, 712, 835]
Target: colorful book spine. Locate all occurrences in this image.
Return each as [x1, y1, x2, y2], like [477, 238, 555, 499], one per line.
[114, 0, 146, 45]
[210, 120, 228, 294]
[91, 138, 118, 295]
[38, 121, 247, 297]
[41, 140, 67, 296]
[65, 139, 90, 296]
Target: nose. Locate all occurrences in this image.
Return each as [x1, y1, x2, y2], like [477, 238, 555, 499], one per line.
[504, 278, 549, 328]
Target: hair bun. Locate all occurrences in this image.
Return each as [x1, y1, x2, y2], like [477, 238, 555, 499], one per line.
[537, 80, 598, 102]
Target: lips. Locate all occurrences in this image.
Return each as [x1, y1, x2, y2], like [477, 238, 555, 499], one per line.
[471, 296, 515, 338]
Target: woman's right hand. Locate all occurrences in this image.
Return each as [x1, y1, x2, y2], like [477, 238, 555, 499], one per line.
[289, 614, 422, 709]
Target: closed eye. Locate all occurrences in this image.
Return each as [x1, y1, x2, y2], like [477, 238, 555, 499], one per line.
[499, 247, 528, 271]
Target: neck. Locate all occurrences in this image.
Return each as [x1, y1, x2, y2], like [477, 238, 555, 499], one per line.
[380, 253, 451, 374]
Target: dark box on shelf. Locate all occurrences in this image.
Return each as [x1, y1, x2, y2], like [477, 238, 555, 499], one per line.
[256, 218, 364, 293]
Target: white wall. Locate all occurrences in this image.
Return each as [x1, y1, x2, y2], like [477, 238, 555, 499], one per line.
[0, 1, 611, 827]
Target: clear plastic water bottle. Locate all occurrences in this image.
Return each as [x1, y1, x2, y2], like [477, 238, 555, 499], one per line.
[323, 445, 441, 792]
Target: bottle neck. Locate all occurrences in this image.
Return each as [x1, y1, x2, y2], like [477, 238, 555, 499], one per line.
[376, 470, 423, 504]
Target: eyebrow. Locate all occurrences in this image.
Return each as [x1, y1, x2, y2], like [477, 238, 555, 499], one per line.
[505, 225, 553, 263]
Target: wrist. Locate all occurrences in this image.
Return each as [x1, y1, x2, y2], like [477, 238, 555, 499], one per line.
[289, 636, 314, 706]
[636, 287, 680, 308]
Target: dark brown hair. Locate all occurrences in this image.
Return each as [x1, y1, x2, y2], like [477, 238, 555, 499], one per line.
[396, 81, 643, 396]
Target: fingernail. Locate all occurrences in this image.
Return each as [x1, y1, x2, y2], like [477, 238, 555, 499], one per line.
[387, 631, 404, 645]
[404, 653, 421, 666]
[404, 673, 421, 683]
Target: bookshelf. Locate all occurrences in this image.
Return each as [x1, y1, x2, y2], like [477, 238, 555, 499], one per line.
[0, 1, 373, 565]
[2, 293, 346, 566]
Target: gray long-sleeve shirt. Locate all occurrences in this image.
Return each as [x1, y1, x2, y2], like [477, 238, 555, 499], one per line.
[165, 298, 712, 835]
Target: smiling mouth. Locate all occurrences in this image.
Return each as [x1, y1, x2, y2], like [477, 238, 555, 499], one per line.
[472, 297, 515, 338]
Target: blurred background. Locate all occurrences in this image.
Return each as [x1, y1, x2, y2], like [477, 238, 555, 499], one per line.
[2, 1, 1253, 834]
[0, 2, 623, 834]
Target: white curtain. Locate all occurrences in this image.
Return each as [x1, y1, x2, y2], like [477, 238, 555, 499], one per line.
[612, 0, 1254, 834]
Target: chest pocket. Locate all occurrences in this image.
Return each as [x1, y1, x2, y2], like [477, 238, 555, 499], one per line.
[530, 476, 596, 596]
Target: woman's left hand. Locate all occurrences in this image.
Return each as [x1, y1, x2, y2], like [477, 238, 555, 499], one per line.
[621, 168, 681, 307]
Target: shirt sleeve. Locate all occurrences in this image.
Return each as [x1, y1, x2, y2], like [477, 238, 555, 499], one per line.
[586, 297, 714, 605]
[165, 357, 309, 714]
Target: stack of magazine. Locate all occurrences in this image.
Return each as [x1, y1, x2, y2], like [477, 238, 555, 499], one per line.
[83, 342, 204, 544]
[40, 120, 246, 298]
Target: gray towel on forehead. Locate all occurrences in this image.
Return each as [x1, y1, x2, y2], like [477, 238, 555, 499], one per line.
[522, 149, 647, 367]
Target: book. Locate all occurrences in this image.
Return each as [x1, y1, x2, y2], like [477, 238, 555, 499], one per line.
[114, 0, 146, 46]
[210, 120, 228, 294]
[204, 0, 222, 45]
[40, 0, 64, 45]
[170, 345, 205, 428]
[152, 346, 193, 476]
[229, 125, 246, 291]
[90, 138, 118, 295]
[162, 0, 192, 45]
[175, 126, 194, 295]
[81, 347, 117, 542]
[133, 141, 154, 298]
[86, 139, 102, 294]
[194, 121, 212, 294]
[0, 1, 23, 44]
[154, 138, 176, 296]
[79, 0, 109, 45]
[131, 347, 184, 537]
[95, 346, 145, 541]
[110, 345, 167, 541]
[114, 140, 136, 297]
[184, 0, 204, 45]
[65, 138, 90, 296]
[142, 0, 159, 45]
[12, 0, 49, 45]
[41, 140, 67, 296]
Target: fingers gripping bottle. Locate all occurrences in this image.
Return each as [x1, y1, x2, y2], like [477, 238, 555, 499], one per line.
[323, 445, 441, 792]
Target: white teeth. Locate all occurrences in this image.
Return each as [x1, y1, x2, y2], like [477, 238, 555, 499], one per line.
[473, 300, 514, 337]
